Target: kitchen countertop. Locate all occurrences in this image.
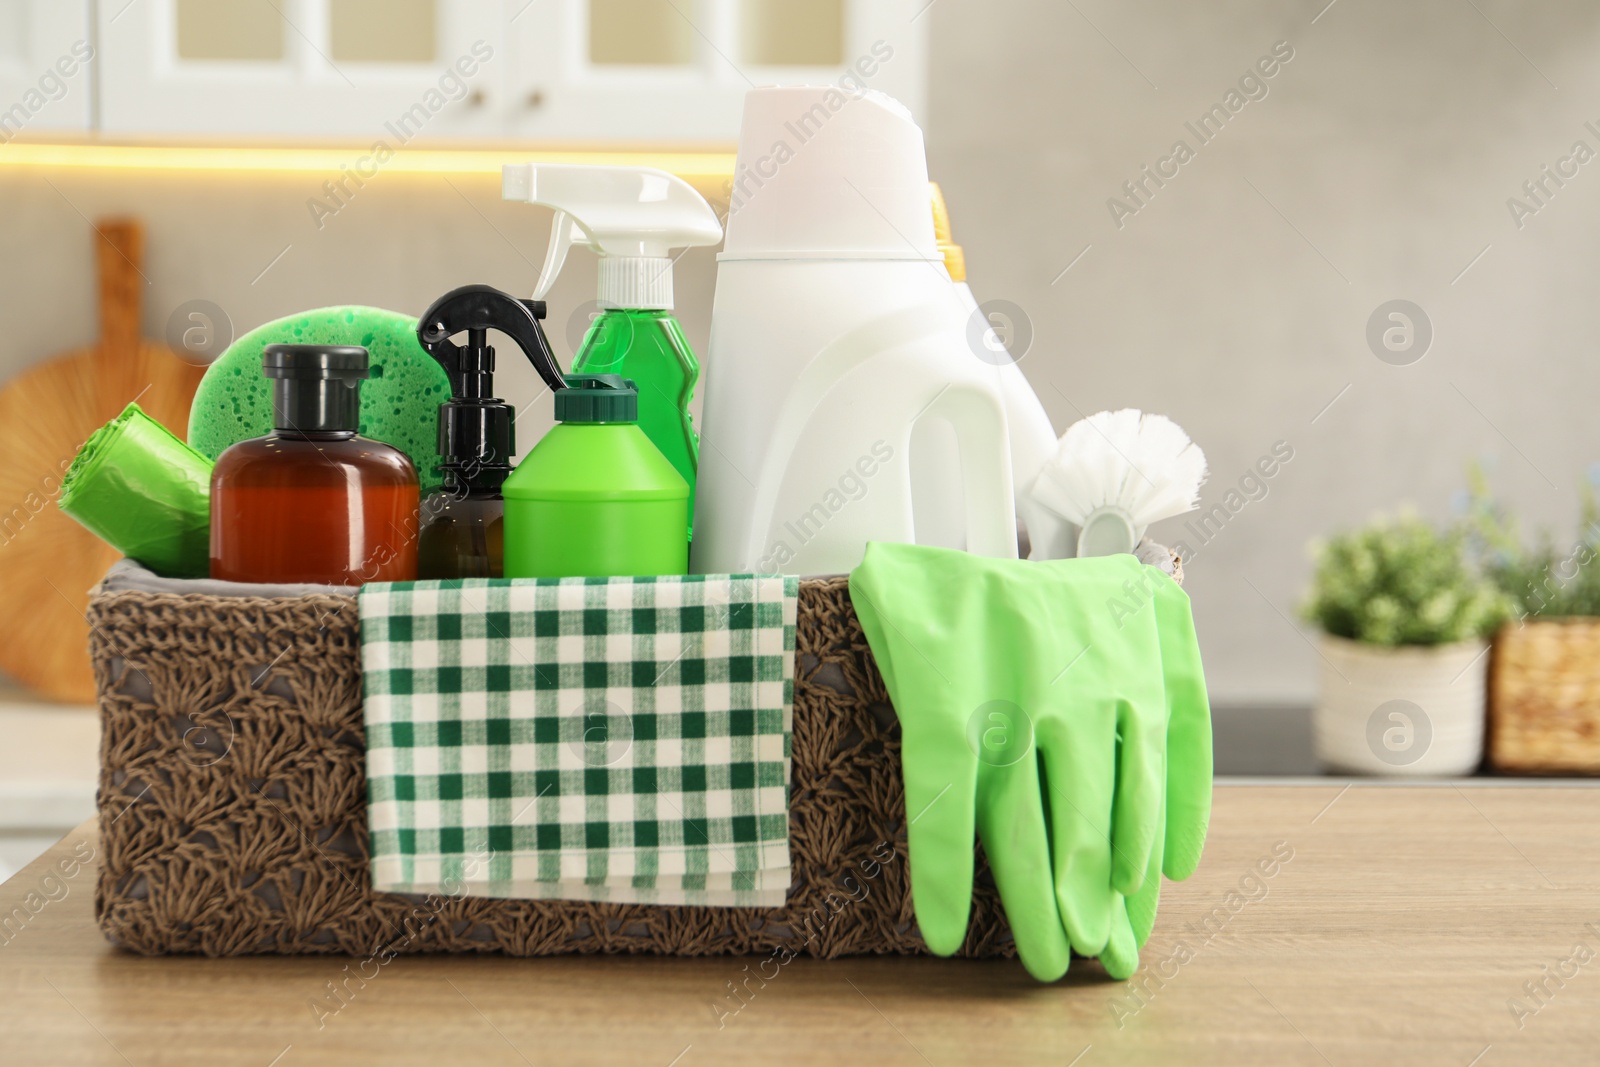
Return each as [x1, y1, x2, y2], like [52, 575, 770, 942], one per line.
[0, 699, 98, 882]
[0, 700, 97, 829]
[2, 782, 1599, 1065]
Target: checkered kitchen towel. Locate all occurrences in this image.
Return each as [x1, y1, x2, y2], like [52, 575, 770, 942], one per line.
[360, 575, 798, 907]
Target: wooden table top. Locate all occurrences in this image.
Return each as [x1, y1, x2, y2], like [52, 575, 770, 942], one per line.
[2, 782, 1599, 1066]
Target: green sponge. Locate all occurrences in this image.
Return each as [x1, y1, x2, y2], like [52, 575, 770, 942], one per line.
[188, 306, 450, 493]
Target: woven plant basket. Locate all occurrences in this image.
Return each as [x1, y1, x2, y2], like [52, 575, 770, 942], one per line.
[1488, 618, 1600, 774]
[90, 575, 1022, 958]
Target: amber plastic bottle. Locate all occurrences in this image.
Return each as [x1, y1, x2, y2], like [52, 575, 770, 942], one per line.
[210, 344, 419, 585]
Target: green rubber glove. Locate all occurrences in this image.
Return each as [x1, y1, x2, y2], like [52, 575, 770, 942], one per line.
[1098, 574, 1213, 978]
[849, 543, 1211, 982]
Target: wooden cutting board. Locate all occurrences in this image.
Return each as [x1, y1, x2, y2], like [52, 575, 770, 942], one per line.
[0, 218, 205, 703]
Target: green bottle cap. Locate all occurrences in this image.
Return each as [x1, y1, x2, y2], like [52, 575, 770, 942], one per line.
[554, 374, 639, 424]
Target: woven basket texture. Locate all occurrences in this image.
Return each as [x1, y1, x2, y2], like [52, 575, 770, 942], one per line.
[90, 576, 1020, 957]
[1489, 618, 1600, 775]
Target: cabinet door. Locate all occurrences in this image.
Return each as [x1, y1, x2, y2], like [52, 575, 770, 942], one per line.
[98, 0, 506, 138]
[506, 0, 927, 142]
[0, 0, 92, 137]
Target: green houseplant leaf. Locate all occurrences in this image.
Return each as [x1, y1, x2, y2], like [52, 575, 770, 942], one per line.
[1302, 512, 1513, 647]
[1463, 463, 1600, 620]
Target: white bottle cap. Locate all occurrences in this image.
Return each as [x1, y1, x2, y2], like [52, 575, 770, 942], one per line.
[721, 87, 940, 262]
[594, 256, 673, 309]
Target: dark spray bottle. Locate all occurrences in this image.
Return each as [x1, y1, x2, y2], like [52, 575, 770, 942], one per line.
[415, 285, 569, 578]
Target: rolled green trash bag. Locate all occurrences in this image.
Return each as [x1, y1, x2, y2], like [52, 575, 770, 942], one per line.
[58, 403, 212, 578]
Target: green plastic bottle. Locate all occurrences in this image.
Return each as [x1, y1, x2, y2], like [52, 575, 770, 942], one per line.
[502, 375, 689, 579]
[500, 162, 724, 541]
[572, 309, 700, 539]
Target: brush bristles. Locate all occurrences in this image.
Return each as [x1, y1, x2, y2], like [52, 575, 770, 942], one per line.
[1028, 408, 1208, 527]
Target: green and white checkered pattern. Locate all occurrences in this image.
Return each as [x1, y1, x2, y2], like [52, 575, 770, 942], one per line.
[360, 574, 798, 907]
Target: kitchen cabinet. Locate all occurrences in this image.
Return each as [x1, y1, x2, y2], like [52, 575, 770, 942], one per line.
[97, 0, 508, 138]
[506, 0, 928, 142]
[0, 700, 96, 884]
[0, 1, 93, 138]
[93, 0, 927, 142]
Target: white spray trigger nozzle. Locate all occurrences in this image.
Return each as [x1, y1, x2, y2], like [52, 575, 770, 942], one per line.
[503, 162, 723, 310]
[533, 212, 593, 301]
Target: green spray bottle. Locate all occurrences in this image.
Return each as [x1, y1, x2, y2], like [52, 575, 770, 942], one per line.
[502, 163, 723, 540]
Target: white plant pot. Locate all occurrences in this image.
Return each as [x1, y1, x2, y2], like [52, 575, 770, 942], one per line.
[1313, 634, 1489, 776]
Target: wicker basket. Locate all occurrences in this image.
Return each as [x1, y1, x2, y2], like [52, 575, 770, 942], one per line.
[89, 575, 1024, 958]
[1488, 618, 1600, 774]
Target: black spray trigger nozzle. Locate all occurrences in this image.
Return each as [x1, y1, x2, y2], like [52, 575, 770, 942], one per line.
[416, 284, 567, 398]
[416, 284, 568, 489]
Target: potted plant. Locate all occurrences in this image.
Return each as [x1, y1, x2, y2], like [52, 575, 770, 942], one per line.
[1467, 472, 1600, 774]
[1302, 513, 1512, 775]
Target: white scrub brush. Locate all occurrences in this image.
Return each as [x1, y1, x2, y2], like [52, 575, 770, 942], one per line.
[1023, 409, 1207, 559]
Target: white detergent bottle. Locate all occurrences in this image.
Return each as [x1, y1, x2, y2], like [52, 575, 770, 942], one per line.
[911, 182, 1057, 551]
[692, 87, 1017, 576]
